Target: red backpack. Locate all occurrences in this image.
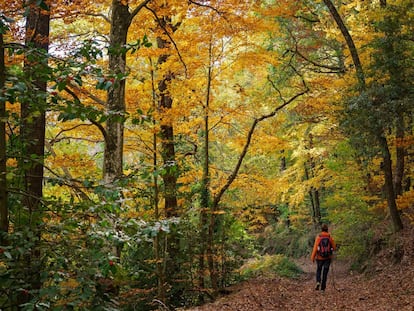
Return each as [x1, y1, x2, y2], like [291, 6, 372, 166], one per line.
[317, 235, 333, 258]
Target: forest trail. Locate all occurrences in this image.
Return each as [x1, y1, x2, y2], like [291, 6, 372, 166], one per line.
[184, 257, 414, 311]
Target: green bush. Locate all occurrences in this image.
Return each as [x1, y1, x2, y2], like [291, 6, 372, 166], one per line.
[238, 254, 303, 280]
[258, 223, 311, 258]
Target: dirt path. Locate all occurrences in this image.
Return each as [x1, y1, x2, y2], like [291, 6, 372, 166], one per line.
[183, 258, 414, 310]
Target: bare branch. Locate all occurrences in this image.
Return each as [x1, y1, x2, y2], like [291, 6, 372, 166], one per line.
[130, 0, 152, 20]
[67, 81, 106, 106]
[290, 48, 346, 73]
[188, 0, 224, 16]
[49, 123, 101, 145]
[213, 86, 309, 208]
[63, 86, 108, 144]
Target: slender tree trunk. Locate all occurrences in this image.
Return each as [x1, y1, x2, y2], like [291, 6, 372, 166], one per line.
[0, 31, 7, 244]
[198, 58, 210, 295]
[155, 14, 179, 218]
[22, 1, 50, 298]
[323, 0, 403, 232]
[308, 188, 321, 226]
[158, 76, 178, 218]
[204, 40, 219, 294]
[322, 0, 365, 88]
[313, 188, 321, 223]
[379, 0, 405, 199]
[308, 191, 316, 222]
[379, 136, 403, 232]
[394, 116, 405, 197]
[304, 134, 321, 226]
[150, 60, 166, 303]
[154, 12, 181, 305]
[304, 163, 321, 226]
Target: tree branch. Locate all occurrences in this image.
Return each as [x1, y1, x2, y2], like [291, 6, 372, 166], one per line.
[290, 48, 346, 73]
[188, 0, 224, 16]
[63, 86, 108, 144]
[145, 4, 188, 76]
[130, 0, 152, 20]
[213, 85, 309, 208]
[322, 0, 365, 88]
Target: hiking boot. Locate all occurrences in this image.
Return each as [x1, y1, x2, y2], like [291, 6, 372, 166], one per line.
[315, 282, 320, 290]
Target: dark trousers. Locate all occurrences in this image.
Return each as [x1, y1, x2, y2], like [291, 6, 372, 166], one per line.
[316, 259, 331, 290]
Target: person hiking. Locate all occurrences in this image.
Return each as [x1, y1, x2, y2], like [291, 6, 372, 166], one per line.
[311, 223, 336, 291]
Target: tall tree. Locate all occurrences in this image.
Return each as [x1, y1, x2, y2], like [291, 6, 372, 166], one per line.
[21, 1, 50, 295]
[322, 0, 365, 88]
[323, 0, 403, 232]
[0, 17, 7, 244]
[149, 2, 182, 304]
[144, 0, 188, 220]
[104, 0, 151, 183]
[375, 1, 411, 199]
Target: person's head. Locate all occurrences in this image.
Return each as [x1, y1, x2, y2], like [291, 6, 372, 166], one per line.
[321, 223, 329, 232]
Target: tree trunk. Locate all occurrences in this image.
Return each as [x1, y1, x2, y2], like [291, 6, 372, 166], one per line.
[304, 163, 321, 226]
[198, 63, 210, 296]
[379, 135, 403, 232]
[0, 31, 7, 244]
[103, 0, 151, 184]
[21, 0, 50, 298]
[313, 188, 321, 224]
[305, 134, 321, 226]
[322, 0, 365, 88]
[323, 0, 403, 232]
[155, 12, 181, 305]
[204, 41, 218, 294]
[157, 54, 178, 217]
[394, 116, 405, 197]
[378, 0, 405, 199]
[104, 0, 131, 183]
[150, 60, 166, 303]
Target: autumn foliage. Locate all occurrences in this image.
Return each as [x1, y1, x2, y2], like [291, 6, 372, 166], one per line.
[0, 0, 413, 310]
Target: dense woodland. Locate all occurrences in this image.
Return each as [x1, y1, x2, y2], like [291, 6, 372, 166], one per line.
[0, 0, 413, 310]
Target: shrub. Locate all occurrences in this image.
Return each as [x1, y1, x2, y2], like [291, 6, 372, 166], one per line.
[238, 254, 303, 280]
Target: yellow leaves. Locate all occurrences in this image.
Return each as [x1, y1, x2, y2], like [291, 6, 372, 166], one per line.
[396, 190, 414, 210]
[391, 135, 414, 149]
[122, 209, 152, 220]
[235, 50, 280, 73]
[260, 0, 300, 19]
[60, 278, 79, 290]
[0, 261, 6, 271]
[6, 158, 17, 167]
[178, 169, 201, 188]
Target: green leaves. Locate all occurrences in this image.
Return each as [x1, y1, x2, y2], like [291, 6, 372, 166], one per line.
[36, 0, 50, 11]
[96, 77, 114, 91]
[73, 39, 103, 62]
[0, 13, 13, 34]
[127, 35, 153, 54]
[108, 35, 152, 56]
[57, 102, 107, 123]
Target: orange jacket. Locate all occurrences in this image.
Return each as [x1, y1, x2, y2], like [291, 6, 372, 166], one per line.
[311, 231, 336, 261]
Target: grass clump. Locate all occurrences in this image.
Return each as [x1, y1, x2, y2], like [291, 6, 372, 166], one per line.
[238, 254, 303, 280]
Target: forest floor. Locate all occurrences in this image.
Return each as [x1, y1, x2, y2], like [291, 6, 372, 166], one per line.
[183, 224, 414, 311]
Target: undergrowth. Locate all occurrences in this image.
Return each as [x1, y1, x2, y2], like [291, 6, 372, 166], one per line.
[238, 254, 303, 280]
